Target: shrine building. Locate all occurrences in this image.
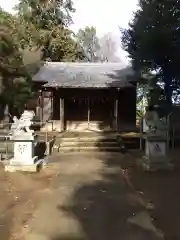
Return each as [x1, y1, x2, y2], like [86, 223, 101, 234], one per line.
[32, 62, 137, 132]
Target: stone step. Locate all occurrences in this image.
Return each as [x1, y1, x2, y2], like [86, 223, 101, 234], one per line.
[53, 132, 121, 153]
[56, 136, 118, 143]
[56, 138, 117, 145]
[57, 131, 118, 137]
[58, 146, 121, 152]
[59, 141, 119, 147]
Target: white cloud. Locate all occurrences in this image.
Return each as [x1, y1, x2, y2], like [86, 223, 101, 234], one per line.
[0, 0, 138, 62]
[71, 0, 138, 36]
[0, 0, 18, 13]
[70, 0, 138, 63]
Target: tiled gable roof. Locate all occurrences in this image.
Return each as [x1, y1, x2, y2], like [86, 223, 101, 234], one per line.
[32, 62, 136, 88]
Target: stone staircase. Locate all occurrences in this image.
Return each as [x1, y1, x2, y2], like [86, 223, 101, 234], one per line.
[53, 132, 122, 153]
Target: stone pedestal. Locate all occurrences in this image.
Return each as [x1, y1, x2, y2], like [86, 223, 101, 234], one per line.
[11, 133, 37, 165]
[141, 135, 173, 171]
[5, 133, 42, 172]
[4, 109, 47, 172]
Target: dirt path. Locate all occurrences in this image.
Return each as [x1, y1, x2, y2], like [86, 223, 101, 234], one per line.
[22, 152, 162, 240]
[0, 166, 52, 240]
[2, 150, 180, 240]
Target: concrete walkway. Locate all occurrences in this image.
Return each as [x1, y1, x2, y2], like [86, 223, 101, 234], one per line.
[24, 152, 163, 240]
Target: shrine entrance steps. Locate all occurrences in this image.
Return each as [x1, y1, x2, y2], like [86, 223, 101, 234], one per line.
[52, 132, 123, 153]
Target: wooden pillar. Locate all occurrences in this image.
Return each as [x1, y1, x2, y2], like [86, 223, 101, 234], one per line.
[36, 90, 40, 119]
[39, 90, 44, 125]
[114, 93, 118, 131]
[42, 91, 45, 125]
[52, 89, 59, 120]
[51, 91, 53, 119]
[87, 97, 90, 129]
[60, 97, 65, 131]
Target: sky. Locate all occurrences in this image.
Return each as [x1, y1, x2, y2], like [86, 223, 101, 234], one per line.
[0, 0, 138, 62]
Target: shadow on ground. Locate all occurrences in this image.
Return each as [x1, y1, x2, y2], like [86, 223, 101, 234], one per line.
[53, 145, 162, 240]
[100, 149, 180, 240]
[122, 150, 180, 240]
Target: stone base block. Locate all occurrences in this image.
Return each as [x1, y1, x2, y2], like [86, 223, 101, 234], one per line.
[4, 158, 45, 172]
[10, 156, 38, 166]
[139, 157, 174, 172]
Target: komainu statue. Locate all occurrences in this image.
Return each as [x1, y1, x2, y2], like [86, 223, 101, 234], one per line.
[144, 105, 167, 136]
[10, 110, 35, 137]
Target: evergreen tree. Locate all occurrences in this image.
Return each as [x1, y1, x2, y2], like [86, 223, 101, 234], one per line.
[0, 8, 32, 120]
[17, 0, 84, 61]
[121, 0, 180, 107]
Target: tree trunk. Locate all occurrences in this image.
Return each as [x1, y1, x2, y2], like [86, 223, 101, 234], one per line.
[163, 67, 173, 115]
[164, 82, 172, 106]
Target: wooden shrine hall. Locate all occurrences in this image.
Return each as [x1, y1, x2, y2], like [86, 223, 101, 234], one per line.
[32, 62, 137, 132]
